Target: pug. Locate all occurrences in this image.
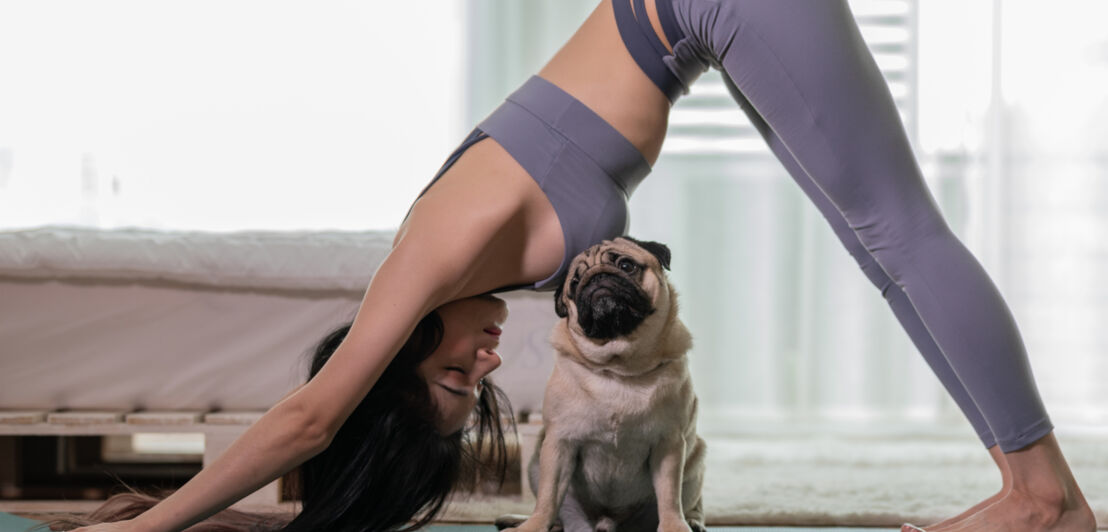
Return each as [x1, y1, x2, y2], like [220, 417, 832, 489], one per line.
[497, 236, 706, 532]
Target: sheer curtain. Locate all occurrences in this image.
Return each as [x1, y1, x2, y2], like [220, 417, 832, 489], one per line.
[467, 0, 1108, 437]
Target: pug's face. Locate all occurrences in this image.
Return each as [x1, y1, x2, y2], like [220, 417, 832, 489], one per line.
[554, 237, 673, 356]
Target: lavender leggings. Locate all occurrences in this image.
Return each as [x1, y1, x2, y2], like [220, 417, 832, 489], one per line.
[644, 0, 1053, 452]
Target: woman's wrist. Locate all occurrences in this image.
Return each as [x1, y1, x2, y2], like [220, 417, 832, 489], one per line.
[106, 518, 151, 532]
[129, 505, 185, 532]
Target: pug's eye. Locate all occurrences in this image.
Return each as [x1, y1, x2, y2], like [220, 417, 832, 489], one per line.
[569, 276, 579, 294]
[617, 259, 637, 274]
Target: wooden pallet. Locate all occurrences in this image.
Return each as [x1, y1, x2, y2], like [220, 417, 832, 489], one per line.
[0, 409, 543, 514]
[0, 409, 278, 513]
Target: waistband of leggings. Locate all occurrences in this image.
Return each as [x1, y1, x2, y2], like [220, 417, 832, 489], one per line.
[506, 75, 651, 195]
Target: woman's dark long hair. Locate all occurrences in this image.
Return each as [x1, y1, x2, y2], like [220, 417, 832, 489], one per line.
[36, 310, 514, 532]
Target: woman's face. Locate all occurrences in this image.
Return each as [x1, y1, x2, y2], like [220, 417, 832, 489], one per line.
[417, 293, 509, 435]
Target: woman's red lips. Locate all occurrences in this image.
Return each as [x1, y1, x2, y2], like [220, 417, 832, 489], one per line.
[484, 326, 502, 336]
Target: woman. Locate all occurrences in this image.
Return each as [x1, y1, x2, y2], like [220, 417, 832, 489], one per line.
[76, 0, 1095, 530]
[58, 294, 512, 531]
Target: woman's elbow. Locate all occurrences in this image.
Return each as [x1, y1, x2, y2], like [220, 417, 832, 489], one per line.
[301, 419, 335, 455]
[279, 398, 336, 455]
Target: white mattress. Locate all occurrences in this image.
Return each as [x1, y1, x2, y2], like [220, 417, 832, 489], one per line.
[0, 226, 394, 291]
[0, 226, 556, 414]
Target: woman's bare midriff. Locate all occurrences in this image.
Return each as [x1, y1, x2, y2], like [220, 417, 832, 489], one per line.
[397, 0, 676, 298]
[539, 0, 674, 164]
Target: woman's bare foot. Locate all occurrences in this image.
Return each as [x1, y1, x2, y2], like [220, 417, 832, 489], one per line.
[909, 432, 1096, 532]
[917, 488, 1094, 531]
[902, 445, 1012, 531]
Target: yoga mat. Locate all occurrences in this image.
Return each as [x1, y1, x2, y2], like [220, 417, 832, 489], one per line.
[0, 513, 40, 532]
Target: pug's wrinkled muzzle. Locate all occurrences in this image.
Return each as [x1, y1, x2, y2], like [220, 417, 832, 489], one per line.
[575, 272, 653, 340]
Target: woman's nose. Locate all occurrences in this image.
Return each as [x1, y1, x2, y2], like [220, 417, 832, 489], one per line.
[475, 348, 503, 379]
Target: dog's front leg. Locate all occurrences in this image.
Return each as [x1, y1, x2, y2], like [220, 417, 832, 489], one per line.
[503, 432, 576, 532]
[650, 434, 692, 532]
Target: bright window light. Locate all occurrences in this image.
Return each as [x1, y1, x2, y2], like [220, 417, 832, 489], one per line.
[0, 1, 466, 232]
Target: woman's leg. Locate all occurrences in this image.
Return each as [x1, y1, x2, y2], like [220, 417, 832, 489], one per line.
[691, 0, 1051, 448]
[719, 74, 1000, 451]
[670, 0, 1094, 529]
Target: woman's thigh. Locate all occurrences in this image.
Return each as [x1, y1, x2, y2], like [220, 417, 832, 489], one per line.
[712, 1, 942, 241]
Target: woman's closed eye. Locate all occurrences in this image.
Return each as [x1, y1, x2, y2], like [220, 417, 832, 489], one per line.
[437, 383, 469, 397]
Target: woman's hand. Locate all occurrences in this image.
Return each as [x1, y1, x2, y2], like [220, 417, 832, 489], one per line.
[70, 520, 138, 531]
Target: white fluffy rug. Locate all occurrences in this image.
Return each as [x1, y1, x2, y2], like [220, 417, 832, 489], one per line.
[441, 432, 1108, 528]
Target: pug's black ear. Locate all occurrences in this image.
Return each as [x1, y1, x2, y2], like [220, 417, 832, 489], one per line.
[621, 236, 671, 271]
[553, 279, 568, 318]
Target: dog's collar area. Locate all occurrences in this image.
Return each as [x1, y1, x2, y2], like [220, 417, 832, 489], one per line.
[592, 358, 674, 380]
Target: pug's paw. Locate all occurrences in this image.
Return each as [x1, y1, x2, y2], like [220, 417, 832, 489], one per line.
[493, 514, 528, 530]
[498, 517, 554, 532]
[686, 517, 707, 532]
